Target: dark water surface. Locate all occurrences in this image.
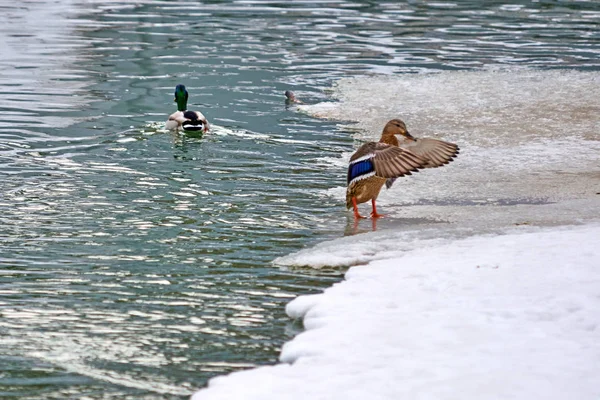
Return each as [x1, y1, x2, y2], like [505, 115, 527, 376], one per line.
[1, 1, 599, 399]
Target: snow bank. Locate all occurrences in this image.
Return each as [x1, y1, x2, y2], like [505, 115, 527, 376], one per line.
[192, 224, 600, 400]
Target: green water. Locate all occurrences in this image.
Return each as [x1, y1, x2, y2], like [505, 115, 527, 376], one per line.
[1, 1, 599, 399]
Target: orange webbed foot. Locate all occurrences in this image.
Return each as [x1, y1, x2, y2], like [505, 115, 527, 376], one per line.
[354, 212, 367, 220]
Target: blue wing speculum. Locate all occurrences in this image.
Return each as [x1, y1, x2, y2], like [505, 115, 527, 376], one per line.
[347, 157, 375, 185]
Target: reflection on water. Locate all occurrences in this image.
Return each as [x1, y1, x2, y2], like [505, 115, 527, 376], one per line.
[1, 1, 599, 399]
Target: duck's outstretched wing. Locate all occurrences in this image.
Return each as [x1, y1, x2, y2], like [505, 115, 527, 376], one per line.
[347, 142, 427, 185]
[398, 138, 459, 168]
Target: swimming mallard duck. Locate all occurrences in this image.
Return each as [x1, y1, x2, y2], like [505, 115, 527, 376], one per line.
[284, 90, 303, 105]
[347, 119, 459, 219]
[165, 84, 210, 133]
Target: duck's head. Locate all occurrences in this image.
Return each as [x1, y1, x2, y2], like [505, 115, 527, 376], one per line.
[174, 84, 189, 111]
[284, 90, 297, 102]
[382, 119, 415, 140]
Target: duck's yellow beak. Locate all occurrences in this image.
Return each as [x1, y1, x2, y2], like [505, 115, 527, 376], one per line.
[174, 98, 177, 102]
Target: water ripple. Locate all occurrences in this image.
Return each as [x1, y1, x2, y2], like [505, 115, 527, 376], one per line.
[1, 0, 599, 398]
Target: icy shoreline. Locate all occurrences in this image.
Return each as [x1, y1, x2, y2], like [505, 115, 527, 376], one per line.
[193, 223, 600, 400]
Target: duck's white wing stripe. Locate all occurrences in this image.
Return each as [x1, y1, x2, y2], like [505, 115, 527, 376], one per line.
[348, 171, 376, 186]
[349, 153, 376, 164]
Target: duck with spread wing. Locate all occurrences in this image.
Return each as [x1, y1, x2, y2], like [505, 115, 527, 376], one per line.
[347, 119, 459, 219]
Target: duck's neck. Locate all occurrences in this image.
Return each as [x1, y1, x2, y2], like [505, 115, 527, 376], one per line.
[175, 92, 189, 112]
[379, 132, 399, 146]
[176, 98, 188, 112]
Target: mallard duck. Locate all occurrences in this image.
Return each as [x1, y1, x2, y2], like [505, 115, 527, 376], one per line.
[165, 84, 210, 133]
[347, 119, 459, 219]
[284, 90, 303, 104]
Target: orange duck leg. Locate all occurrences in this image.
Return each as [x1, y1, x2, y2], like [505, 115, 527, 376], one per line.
[370, 199, 385, 219]
[352, 197, 366, 219]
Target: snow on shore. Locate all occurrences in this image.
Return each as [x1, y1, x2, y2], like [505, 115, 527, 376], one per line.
[192, 223, 600, 400]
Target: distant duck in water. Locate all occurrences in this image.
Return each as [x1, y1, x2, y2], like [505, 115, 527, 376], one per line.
[347, 119, 459, 219]
[166, 84, 210, 133]
[284, 90, 303, 105]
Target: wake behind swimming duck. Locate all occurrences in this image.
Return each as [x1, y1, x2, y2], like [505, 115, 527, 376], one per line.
[166, 84, 210, 133]
[347, 119, 459, 219]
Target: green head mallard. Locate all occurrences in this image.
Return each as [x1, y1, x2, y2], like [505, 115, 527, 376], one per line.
[166, 84, 210, 133]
